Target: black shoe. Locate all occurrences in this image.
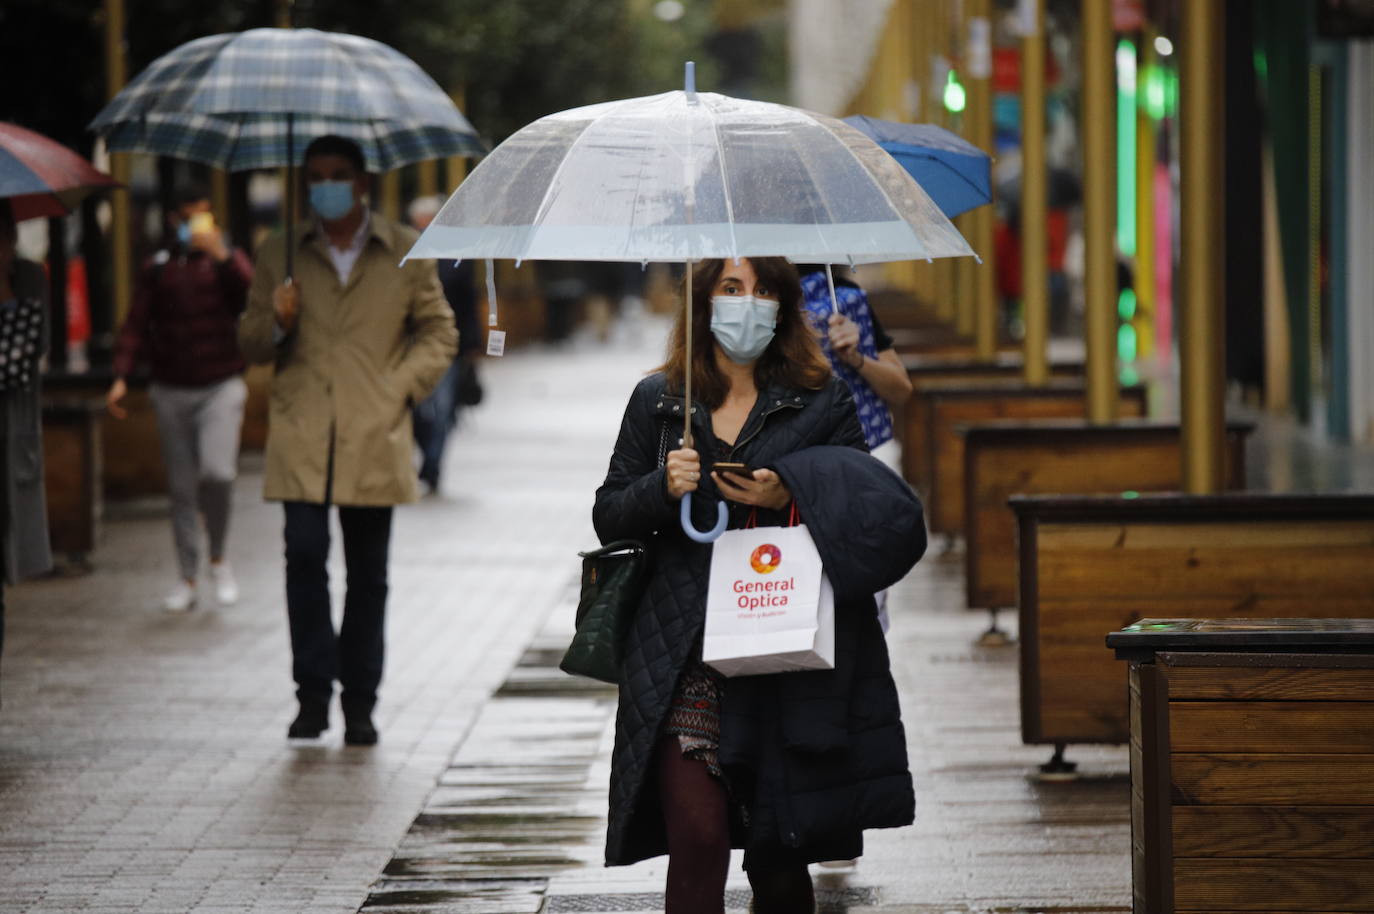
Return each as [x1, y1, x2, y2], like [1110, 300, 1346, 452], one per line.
[343, 710, 378, 746]
[288, 698, 329, 739]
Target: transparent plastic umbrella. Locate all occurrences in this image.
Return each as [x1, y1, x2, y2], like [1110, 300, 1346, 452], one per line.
[407, 64, 976, 541]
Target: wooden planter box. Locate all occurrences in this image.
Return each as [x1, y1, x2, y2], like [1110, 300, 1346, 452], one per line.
[1108, 618, 1374, 914]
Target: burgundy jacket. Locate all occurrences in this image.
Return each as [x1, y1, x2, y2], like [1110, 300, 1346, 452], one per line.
[113, 248, 253, 387]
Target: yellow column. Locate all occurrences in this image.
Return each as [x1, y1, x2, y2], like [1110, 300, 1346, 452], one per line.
[210, 169, 230, 228]
[967, 0, 998, 359]
[1179, 0, 1226, 492]
[931, 0, 956, 324]
[1082, 0, 1118, 422]
[105, 0, 132, 325]
[1135, 33, 1157, 360]
[952, 0, 976, 338]
[1020, 0, 1049, 384]
[446, 87, 469, 194]
[416, 160, 439, 198]
[379, 171, 401, 223]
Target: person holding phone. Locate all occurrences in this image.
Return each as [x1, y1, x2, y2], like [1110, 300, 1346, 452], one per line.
[593, 257, 922, 913]
[108, 182, 254, 613]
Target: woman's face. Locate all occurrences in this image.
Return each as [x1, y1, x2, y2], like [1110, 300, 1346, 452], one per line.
[712, 258, 778, 302]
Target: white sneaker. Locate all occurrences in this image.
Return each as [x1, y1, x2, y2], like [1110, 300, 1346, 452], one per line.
[210, 562, 239, 606]
[164, 580, 198, 613]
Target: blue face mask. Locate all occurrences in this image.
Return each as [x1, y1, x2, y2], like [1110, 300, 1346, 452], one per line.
[709, 295, 779, 364]
[309, 181, 356, 221]
[175, 222, 192, 246]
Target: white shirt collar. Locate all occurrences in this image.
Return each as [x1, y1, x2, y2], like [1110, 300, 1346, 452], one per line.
[320, 210, 372, 284]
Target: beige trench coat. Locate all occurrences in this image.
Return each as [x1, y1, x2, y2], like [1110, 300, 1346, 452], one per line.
[239, 214, 456, 506]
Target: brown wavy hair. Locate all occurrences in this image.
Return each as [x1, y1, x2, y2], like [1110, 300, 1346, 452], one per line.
[659, 257, 831, 409]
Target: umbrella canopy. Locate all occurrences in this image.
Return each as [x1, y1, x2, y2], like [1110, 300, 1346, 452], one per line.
[0, 122, 120, 221]
[841, 115, 991, 219]
[407, 90, 972, 265]
[89, 28, 483, 172]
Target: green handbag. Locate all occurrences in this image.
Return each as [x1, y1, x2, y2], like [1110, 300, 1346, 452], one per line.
[561, 420, 669, 683]
[559, 539, 648, 683]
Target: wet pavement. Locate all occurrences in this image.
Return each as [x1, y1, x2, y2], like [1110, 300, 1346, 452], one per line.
[8, 312, 1368, 913]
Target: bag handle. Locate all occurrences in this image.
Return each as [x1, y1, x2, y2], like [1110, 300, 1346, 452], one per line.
[578, 539, 644, 560]
[744, 501, 800, 530]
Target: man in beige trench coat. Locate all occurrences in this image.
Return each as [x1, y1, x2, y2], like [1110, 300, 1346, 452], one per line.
[239, 136, 456, 745]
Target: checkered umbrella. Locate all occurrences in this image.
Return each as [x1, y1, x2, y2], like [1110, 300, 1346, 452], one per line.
[89, 28, 482, 171]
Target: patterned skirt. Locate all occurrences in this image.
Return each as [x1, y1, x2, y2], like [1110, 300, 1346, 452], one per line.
[662, 660, 726, 778]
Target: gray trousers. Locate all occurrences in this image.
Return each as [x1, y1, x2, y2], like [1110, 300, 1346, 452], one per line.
[149, 376, 247, 580]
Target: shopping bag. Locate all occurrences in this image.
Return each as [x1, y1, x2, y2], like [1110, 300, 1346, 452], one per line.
[702, 516, 834, 677]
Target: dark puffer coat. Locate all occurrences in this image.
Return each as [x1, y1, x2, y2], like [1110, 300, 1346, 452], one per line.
[592, 371, 926, 867]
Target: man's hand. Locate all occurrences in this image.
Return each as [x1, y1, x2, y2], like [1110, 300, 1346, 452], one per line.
[190, 228, 229, 263]
[105, 377, 129, 420]
[827, 312, 864, 369]
[273, 282, 299, 333]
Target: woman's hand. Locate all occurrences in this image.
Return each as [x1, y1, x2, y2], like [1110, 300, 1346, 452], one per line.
[664, 447, 702, 500]
[712, 467, 792, 511]
[827, 312, 864, 369]
[105, 377, 129, 420]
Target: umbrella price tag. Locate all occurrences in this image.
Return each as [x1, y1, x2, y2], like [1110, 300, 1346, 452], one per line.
[486, 330, 507, 358]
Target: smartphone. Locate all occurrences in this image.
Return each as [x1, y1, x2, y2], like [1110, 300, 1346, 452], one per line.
[189, 212, 215, 235]
[713, 461, 755, 479]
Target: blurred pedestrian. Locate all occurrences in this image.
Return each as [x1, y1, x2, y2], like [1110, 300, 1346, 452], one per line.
[0, 199, 53, 707]
[594, 257, 921, 913]
[107, 182, 253, 612]
[238, 136, 456, 746]
[795, 264, 912, 450]
[406, 195, 482, 493]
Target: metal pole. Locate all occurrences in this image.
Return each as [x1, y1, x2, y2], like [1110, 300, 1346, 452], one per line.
[1180, 0, 1226, 492]
[104, 0, 132, 325]
[683, 261, 693, 450]
[1082, 0, 1118, 421]
[1020, 0, 1050, 385]
[967, 0, 998, 359]
[1135, 30, 1157, 361]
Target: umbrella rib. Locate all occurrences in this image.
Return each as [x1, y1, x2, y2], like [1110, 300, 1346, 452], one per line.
[524, 118, 600, 254]
[822, 124, 928, 256]
[702, 103, 739, 259]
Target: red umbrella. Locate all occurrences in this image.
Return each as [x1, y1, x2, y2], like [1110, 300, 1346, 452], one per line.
[0, 122, 121, 221]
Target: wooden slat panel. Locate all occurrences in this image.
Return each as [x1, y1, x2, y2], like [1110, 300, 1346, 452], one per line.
[1030, 599, 1374, 744]
[1171, 754, 1374, 806]
[1174, 859, 1374, 911]
[1035, 540, 1374, 599]
[1172, 806, 1374, 857]
[966, 430, 1244, 608]
[1166, 666, 1374, 702]
[1169, 702, 1374, 753]
[1038, 519, 1374, 551]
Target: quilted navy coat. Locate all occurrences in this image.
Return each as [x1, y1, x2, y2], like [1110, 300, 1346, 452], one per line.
[593, 371, 926, 867]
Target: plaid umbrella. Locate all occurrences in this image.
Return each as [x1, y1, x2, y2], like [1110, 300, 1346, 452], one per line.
[89, 28, 484, 276]
[0, 122, 120, 221]
[88, 28, 482, 170]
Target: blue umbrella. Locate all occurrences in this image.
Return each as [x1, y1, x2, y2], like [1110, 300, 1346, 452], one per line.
[842, 115, 991, 219]
[90, 28, 484, 275]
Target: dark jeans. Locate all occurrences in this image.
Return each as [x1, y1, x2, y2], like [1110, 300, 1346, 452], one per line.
[412, 357, 465, 487]
[283, 501, 393, 710]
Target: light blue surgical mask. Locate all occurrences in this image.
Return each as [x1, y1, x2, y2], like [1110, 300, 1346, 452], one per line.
[709, 295, 779, 364]
[309, 181, 356, 221]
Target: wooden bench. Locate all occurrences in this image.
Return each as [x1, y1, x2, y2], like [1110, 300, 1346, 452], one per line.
[899, 356, 1083, 483]
[1108, 618, 1374, 914]
[1013, 494, 1374, 773]
[42, 398, 104, 564]
[963, 419, 1252, 611]
[917, 381, 1149, 538]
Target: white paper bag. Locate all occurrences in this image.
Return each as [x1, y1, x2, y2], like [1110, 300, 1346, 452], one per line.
[702, 523, 835, 677]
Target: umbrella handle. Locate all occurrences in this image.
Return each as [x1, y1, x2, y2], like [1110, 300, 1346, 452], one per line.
[680, 493, 728, 544]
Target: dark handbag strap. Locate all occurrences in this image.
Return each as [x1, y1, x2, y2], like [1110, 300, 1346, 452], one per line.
[578, 539, 644, 560]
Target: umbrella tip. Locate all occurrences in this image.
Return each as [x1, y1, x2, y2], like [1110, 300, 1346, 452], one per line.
[684, 61, 696, 99]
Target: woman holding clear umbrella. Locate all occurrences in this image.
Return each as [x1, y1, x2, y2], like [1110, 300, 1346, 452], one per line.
[593, 256, 926, 913]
